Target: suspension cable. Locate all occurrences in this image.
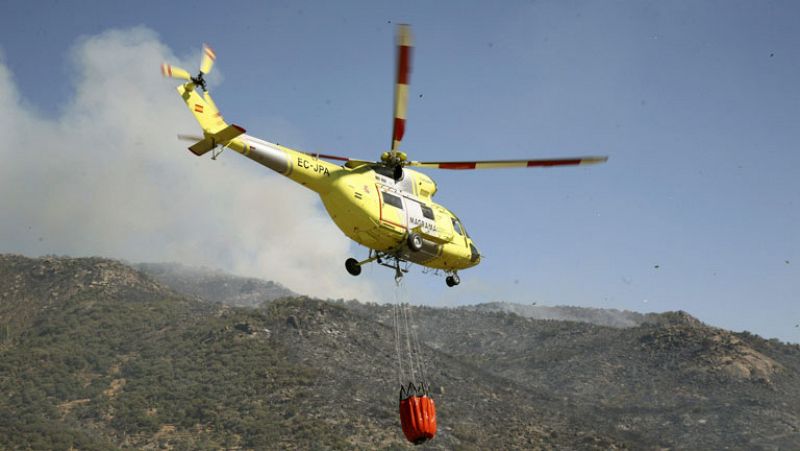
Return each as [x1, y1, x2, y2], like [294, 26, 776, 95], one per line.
[392, 286, 405, 386]
[392, 270, 431, 396]
[400, 297, 417, 384]
[405, 299, 428, 390]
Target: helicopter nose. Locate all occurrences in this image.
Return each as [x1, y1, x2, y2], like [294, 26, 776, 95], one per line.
[469, 242, 480, 264]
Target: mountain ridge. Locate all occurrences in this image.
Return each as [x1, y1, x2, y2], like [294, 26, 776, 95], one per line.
[461, 301, 657, 328]
[133, 261, 296, 307]
[1, 254, 798, 449]
[0, 254, 626, 449]
[131, 260, 697, 330]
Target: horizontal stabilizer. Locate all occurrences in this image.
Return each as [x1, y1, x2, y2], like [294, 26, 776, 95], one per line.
[188, 124, 246, 156]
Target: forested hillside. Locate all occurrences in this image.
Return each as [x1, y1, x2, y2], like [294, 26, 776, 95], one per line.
[1, 255, 798, 449]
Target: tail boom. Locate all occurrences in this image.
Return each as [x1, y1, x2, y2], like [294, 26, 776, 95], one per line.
[174, 84, 342, 193]
[235, 136, 342, 193]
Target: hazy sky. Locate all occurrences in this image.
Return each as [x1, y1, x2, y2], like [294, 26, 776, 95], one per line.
[1, 1, 798, 342]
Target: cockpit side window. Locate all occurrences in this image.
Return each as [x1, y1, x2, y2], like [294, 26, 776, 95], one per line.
[452, 217, 463, 235]
[451, 217, 470, 237]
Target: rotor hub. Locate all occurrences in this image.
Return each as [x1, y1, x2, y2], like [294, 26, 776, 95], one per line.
[191, 72, 207, 92]
[381, 150, 408, 167]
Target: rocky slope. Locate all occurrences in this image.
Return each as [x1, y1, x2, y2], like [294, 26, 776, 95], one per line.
[462, 301, 655, 328]
[2, 255, 799, 449]
[0, 255, 628, 450]
[347, 303, 800, 450]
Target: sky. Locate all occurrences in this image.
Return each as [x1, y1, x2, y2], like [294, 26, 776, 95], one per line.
[0, 1, 798, 343]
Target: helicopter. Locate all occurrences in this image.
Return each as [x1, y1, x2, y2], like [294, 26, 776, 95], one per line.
[161, 25, 607, 287]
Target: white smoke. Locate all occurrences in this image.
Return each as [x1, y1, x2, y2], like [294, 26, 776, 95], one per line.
[0, 27, 377, 300]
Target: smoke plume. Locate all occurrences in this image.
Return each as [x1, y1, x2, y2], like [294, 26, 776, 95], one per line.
[0, 27, 376, 300]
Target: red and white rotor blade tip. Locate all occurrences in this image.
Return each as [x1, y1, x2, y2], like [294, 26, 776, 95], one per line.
[391, 24, 413, 151]
[408, 156, 609, 170]
[200, 44, 216, 74]
[161, 63, 192, 81]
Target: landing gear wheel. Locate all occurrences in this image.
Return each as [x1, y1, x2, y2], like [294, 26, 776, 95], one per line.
[445, 274, 460, 287]
[345, 258, 362, 276]
[407, 233, 423, 252]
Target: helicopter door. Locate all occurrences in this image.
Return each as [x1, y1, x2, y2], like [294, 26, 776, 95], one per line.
[404, 198, 437, 237]
[379, 189, 407, 230]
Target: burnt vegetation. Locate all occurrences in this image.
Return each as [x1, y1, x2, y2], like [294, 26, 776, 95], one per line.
[1, 255, 798, 449]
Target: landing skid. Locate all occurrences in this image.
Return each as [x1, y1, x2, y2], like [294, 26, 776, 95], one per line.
[345, 250, 460, 287]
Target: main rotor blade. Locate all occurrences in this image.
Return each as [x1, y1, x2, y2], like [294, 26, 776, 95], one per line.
[200, 44, 216, 74]
[161, 63, 192, 81]
[307, 152, 374, 168]
[391, 24, 413, 152]
[311, 153, 350, 162]
[408, 156, 609, 170]
[177, 134, 204, 142]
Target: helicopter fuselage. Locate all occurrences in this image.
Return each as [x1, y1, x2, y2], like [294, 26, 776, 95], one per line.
[165, 32, 605, 285]
[231, 133, 481, 272]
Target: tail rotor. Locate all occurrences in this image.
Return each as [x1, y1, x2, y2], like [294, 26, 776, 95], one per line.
[160, 63, 191, 82]
[200, 44, 216, 77]
[161, 43, 232, 140]
[161, 43, 216, 91]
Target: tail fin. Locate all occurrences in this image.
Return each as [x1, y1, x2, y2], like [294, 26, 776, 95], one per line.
[178, 84, 228, 135]
[177, 84, 246, 156]
[163, 45, 245, 155]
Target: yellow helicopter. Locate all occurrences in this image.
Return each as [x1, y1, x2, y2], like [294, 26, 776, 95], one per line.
[162, 25, 607, 287]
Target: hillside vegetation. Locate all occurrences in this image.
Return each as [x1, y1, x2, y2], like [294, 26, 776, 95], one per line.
[1, 255, 798, 449]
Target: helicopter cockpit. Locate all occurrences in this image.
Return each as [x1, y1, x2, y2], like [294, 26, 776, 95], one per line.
[449, 215, 480, 265]
[451, 217, 466, 236]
